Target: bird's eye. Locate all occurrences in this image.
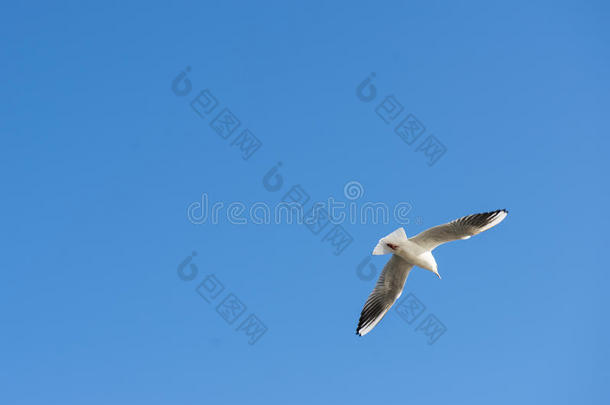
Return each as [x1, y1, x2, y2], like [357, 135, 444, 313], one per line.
[386, 243, 398, 250]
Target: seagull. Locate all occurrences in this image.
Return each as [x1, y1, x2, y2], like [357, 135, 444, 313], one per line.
[356, 209, 508, 336]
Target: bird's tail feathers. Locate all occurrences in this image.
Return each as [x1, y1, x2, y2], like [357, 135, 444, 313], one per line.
[372, 227, 408, 255]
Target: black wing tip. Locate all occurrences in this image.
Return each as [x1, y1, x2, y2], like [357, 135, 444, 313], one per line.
[483, 209, 508, 217]
[356, 317, 369, 336]
[489, 208, 508, 214]
[459, 209, 508, 228]
[487, 209, 508, 220]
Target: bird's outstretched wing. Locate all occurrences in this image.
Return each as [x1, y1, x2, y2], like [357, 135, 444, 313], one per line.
[356, 255, 413, 336]
[410, 209, 508, 251]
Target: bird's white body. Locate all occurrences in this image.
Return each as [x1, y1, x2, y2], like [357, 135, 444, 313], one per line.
[394, 239, 437, 273]
[371, 226, 439, 276]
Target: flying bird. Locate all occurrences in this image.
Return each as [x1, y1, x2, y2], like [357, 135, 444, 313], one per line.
[356, 209, 508, 336]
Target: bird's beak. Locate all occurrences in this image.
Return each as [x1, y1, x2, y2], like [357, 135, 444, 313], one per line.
[434, 271, 442, 279]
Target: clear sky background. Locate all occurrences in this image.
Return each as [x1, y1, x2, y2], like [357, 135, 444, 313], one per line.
[1, 1, 609, 404]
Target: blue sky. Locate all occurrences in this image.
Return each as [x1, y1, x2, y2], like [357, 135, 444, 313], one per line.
[1, 1, 608, 404]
